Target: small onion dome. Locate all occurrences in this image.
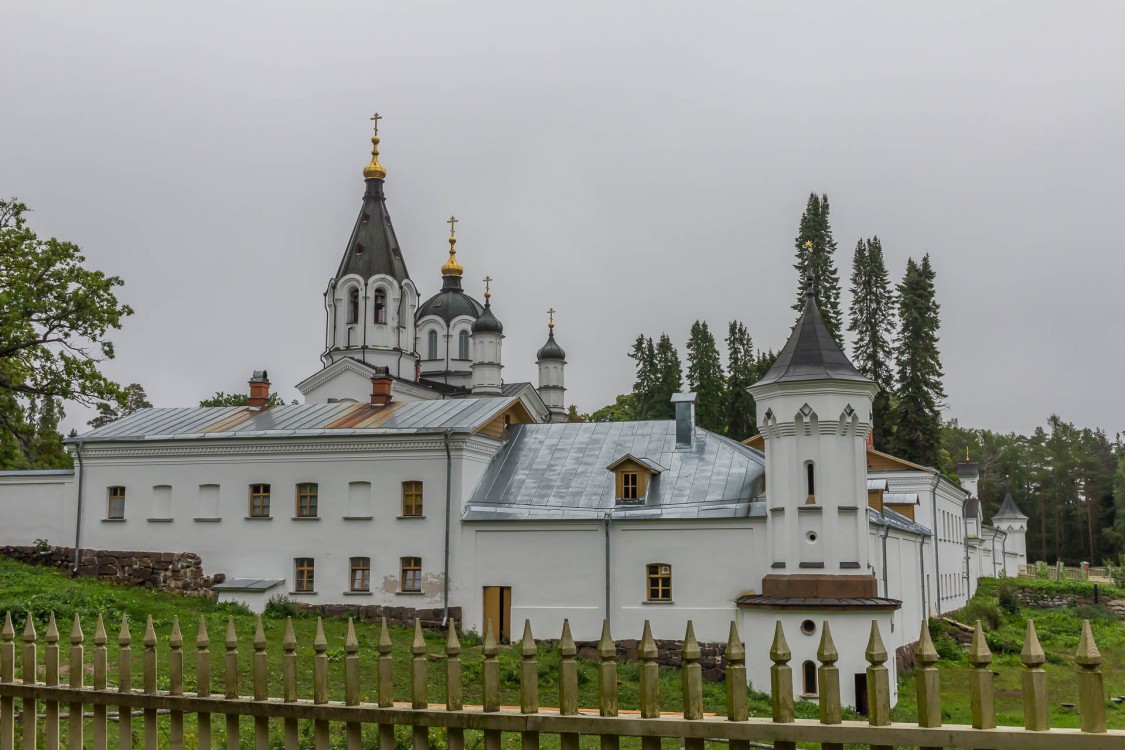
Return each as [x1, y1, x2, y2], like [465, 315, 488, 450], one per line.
[363, 133, 387, 181]
[441, 235, 463, 277]
[536, 331, 566, 361]
[472, 302, 503, 334]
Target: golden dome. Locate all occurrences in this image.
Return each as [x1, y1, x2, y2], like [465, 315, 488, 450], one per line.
[363, 132, 386, 180]
[441, 235, 463, 277]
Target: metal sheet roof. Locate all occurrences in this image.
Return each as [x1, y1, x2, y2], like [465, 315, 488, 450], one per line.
[463, 421, 765, 521]
[868, 506, 931, 537]
[71, 397, 516, 442]
[212, 578, 285, 592]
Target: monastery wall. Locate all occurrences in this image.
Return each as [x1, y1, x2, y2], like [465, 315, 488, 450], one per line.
[0, 471, 74, 548]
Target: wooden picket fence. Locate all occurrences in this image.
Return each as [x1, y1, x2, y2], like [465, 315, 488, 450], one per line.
[0, 610, 1121, 750]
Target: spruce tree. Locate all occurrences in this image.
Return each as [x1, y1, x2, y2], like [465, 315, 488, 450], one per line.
[793, 193, 844, 340]
[685, 320, 726, 434]
[650, 334, 683, 420]
[891, 255, 945, 466]
[847, 236, 896, 448]
[723, 321, 758, 441]
[628, 335, 658, 419]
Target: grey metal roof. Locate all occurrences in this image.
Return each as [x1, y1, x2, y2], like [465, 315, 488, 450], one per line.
[867, 479, 889, 491]
[754, 274, 871, 386]
[70, 397, 516, 443]
[868, 506, 932, 537]
[335, 179, 411, 283]
[736, 595, 902, 611]
[883, 492, 919, 505]
[0, 469, 75, 477]
[212, 578, 285, 592]
[955, 461, 979, 478]
[471, 302, 503, 334]
[536, 331, 566, 361]
[994, 491, 1028, 520]
[417, 279, 484, 324]
[463, 421, 765, 521]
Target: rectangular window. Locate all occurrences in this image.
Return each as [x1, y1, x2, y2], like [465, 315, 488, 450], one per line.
[621, 472, 639, 501]
[294, 558, 315, 593]
[647, 563, 672, 602]
[350, 557, 371, 592]
[296, 483, 318, 518]
[249, 483, 271, 517]
[402, 481, 423, 517]
[401, 556, 421, 592]
[107, 486, 126, 519]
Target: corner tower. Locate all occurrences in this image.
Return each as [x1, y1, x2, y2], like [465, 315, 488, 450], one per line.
[322, 117, 419, 378]
[536, 309, 567, 423]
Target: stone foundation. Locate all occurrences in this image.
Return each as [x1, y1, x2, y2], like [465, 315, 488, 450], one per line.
[573, 639, 728, 681]
[895, 640, 918, 672]
[0, 545, 219, 595]
[296, 602, 462, 632]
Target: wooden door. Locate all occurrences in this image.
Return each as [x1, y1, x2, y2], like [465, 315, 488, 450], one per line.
[482, 586, 512, 642]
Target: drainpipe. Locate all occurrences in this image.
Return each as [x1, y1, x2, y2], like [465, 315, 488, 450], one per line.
[71, 441, 86, 575]
[603, 512, 613, 627]
[442, 430, 453, 627]
[930, 474, 941, 614]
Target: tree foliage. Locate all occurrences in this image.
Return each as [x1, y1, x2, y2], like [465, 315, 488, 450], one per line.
[723, 321, 758, 441]
[848, 236, 896, 448]
[891, 255, 944, 466]
[199, 391, 291, 407]
[88, 383, 152, 428]
[685, 321, 725, 433]
[793, 193, 843, 341]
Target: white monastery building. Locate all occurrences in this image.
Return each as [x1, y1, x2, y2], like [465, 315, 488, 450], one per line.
[0, 123, 1026, 709]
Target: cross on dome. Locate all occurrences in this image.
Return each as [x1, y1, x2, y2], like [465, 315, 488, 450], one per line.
[370, 112, 383, 135]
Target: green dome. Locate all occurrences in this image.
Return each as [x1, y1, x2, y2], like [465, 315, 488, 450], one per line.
[417, 276, 485, 325]
[472, 303, 504, 334]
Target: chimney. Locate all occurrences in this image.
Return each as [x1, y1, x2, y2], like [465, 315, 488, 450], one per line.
[248, 370, 270, 409]
[866, 430, 875, 451]
[371, 367, 392, 406]
[670, 392, 696, 449]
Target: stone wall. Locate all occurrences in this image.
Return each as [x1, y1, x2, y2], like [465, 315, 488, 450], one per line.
[0, 545, 219, 595]
[895, 641, 918, 673]
[297, 602, 462, 631]
[574, 639, 727, 681]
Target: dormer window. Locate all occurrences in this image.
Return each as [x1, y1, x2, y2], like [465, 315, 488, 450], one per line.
[607, 454, 666, 504]
[347, 289, 359, 324]
[373, 288, 386, 324]
[621, 472, 639, 501]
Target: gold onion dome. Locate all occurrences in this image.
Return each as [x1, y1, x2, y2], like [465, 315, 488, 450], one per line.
[441, 217, 463, 277]
[362, 115, 387, 180]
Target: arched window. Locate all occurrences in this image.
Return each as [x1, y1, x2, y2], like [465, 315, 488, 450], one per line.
[458, 330, 470, 360]
[806, 462, 816, 501]
[373, 288, 386, 324]
[347, 288, 359, 324]
[802, 660, 817, 695]
[427, 330, 438, 360]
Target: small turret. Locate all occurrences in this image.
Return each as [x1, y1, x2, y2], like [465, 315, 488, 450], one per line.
[536, 308, 567, 423]
[470, 277, 504, 395]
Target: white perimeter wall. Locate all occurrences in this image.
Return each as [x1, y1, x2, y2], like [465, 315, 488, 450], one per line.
[0, 472, 74, 548]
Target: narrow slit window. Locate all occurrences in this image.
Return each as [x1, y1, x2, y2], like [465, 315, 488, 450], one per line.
[802, 660, 817, 695]
[294, 558, 315, 593]
[249, 484, 271, 517]
[646, 563, 671, 601]
[806, 462, 815, 500]
[107, 486, 126, 519]
[295, 483, 318, 518]
[427, 330, 438, 360]
[350, 557, 371, 592]
[373, 288, 386, 323]
[458, 329, 470, 360]
[402, 481, 423, 517]
[347, 288, 360, 324]
[401, 557, 422, 592]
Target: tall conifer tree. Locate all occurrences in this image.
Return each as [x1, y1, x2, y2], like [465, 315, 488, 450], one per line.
[891, 255, 945, 466]
[628, 335, 658, 419]
[848, 236, 896, 448]
[793, 193, 844, 340]
[651, 333, 684, 420]
[723, 321, 758, 441]
[686, 321, 725, 433]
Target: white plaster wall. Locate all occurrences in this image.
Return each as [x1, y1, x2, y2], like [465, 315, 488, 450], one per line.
[867, 527, 928, 655]
[0, 472, 75, 547]
[738, 609, 898, 709]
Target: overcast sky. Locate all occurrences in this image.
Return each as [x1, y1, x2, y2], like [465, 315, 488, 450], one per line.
[3, 1, 1123, 437]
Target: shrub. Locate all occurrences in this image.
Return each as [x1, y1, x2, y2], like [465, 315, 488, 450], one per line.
[959, 600, 1002, 631]
[996, 582, 1021, 614]
[263, 594, 298, 619]
[928, 618, 963, 662]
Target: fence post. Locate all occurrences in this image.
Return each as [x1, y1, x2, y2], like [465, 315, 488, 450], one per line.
[681, 621, 704, 750]
[282, 618, 298, 750]
[143, 616, 158, 750]
[168, 617, 183, 750]
[725, 622, 748, 750]
[117, 615, 131, 750]
[519, 621, 540, 750]
[195, 617, 211, 750]
[1, 613, 14, 750]
[597, 620, 618, 750]
[816, 621, 843, 750]
[1075, 620, 1106, 734]
[376, 619, 394, 750]
[22, 615, 37, 750]
[44, 614, 59, 750]
[1020, 620, 1048, 731]
[343, 618, 361, 750]
[968, 620, 995, 730]
[638, 621, 661, 750]
[482, 619, 501, 750]
[912, 620, 942, 750]
[312, 618, 329, 750]
[445, 623, 464, 750]
[769, 621, 795, 750]
[224, 617, 239, 750]
[93, 615, 108, 750]
[253, 616, 270, 750]
[411, 620, 428, 750]
[557, 620, 579, 750]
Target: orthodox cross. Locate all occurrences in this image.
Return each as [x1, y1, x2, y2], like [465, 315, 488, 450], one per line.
[547, 307, 556, 329]
[370, 113, 383, 136]
[447, 215, 459, 237]
[483, 275, 492, 296]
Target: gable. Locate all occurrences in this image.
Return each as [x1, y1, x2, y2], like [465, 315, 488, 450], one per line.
[475, 400, 536, 439]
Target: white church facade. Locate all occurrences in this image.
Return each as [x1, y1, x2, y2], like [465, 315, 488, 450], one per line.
[0, 123, 1027, 709]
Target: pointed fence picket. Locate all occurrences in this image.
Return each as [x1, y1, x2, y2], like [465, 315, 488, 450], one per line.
[0, 611, 1122, 750]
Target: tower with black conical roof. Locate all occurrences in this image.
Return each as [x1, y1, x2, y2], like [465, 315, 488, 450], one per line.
[322, 118, 419, 378]
[536, 309, 567, 422]
[470, 277, 504, 395]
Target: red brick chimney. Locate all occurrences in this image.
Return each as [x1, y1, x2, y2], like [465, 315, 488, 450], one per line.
[371, 369, 392, 407]
[866, 430, 875, 451]
[248, 370, 270, 409]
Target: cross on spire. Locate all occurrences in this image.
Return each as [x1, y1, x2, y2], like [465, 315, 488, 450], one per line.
[370, 113, 383, 136]
[547, 307, 556, 329]
[483, 275, 492, 300]
[447, 215, 459, 237]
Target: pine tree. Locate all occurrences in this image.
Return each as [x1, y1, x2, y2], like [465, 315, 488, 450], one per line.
[628, 335, 658, 418]
[650, 334, 683, 420]
[723, 321, 758, 441]
[891, 255, 945, 466]
[848, 236, 896, 448]
[685, 321, 725, 433]
[793, 193, 844, 340]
